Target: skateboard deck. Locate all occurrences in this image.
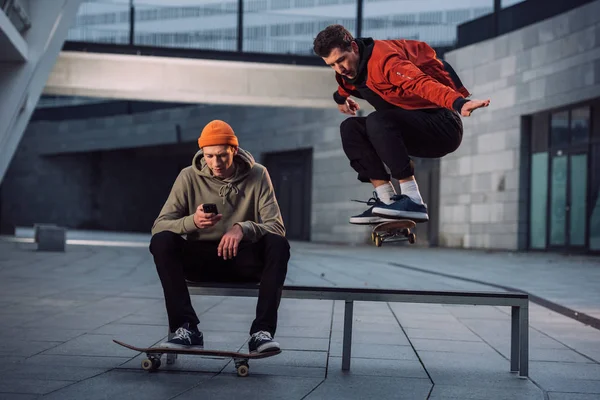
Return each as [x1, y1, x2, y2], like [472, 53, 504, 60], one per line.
[370, 220, 417, 247]
[113, 339, 281, 377]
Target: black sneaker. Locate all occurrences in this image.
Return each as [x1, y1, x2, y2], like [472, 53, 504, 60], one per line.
[160, 323, 204, 349]
[248, 331, 280, 354]
[349, 191, 400, 225]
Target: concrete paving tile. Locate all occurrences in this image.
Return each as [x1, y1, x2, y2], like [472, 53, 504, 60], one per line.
[0, 364, 107, 382]
[0, 394, 40, 400]
[114, 313, 168, 326]
[0, 355, 26, 365]
[90, 322, 169, 337]
[548, 393, 600, 400]
[197, 331, 250, 347]
[426, 368, 531, 387]
[327, 356, 428, 379]
[193, 320, 251, 333]
[411, 338, 504, 354]
[171, 374, 321, 400]
[0, 328, 86, 343]
[305, 376, 431, 400]
[0, 340, 63, 357]
[444, 305, 512, 319]
[428, 383, 543, 399]
[530, 348, 597, 363]
[23, 354, 131, 369]
[530, 362, 600, 381]
[389, 304, 454, 316]
[275, 326, 331, 338]
[42, 334, 153, 357]
[40, 370, 209, 400]
[0, 378, 73, 396]
[404, 327, 483, 341]
[256, 350, 327, 369]
[534, 379, 600, 394]
[419, 350, 510, 371]
[277, 337, 330, 351]
[329, 342, 418, 360]
[331, 330, 410, 346]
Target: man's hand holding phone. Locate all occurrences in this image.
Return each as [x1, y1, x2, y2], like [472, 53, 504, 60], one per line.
[193, 203, 222, 229]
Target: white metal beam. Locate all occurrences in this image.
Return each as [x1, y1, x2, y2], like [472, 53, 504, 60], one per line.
[43, 51, 343, 109]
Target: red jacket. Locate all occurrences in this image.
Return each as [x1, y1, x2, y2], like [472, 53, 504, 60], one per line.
[335, 39, 470, 111]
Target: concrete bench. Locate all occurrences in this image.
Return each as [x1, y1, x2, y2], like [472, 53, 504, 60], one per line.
[174, 283, 529, 377]
[35, 224, 66, 252]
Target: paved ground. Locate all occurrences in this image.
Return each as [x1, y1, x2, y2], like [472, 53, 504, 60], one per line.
[0, 229, 599, 399]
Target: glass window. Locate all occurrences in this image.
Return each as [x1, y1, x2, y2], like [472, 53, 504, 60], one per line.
[531, 113, 549, 153]
[501, 0, 526, 7]
[571, 107, 590, 145]
[594, 103, 600, 141]
[569, 154, 587, 246]
[529, 152, 548, 249]
[549, 155, 568, 246]
[590, 144, 600, 250]
[243, 0, 357, 55]
[69, 1, 240, 51]
[362, 1, 493, 47]
[550, 111, 569, 148]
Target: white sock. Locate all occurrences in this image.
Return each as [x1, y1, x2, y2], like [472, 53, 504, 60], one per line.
[400, 180, 423, 204]
[375, 183, 396, 205]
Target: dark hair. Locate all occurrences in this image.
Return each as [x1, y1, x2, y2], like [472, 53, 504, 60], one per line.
[313, 24, 354, 57]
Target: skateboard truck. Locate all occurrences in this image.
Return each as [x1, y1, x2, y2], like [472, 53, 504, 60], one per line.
[370, 220, 416, 247]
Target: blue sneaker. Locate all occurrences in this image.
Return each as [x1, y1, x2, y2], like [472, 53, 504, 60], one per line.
[349, 192, 401, 225]
[372, 194, 429, 222]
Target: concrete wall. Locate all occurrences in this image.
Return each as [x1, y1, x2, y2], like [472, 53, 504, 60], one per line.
[441, 0, 600, 249]
[1, 104, 377, 243]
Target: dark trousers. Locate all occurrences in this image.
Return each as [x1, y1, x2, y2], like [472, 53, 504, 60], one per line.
[149, 231, 290, 336]
[340, 107, 463, 182]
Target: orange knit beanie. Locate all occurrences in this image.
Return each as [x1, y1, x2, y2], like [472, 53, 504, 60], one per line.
[197, 120, 239, 148]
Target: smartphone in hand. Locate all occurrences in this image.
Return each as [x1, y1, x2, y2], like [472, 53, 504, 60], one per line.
[202, 203, 219, 215]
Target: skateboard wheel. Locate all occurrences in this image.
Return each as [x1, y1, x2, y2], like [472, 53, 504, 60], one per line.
[141, 358, 154, 371]
[374, 235, 382, 247]
[371, 232, 376, 242]
[402, 228, 410, 236]
[408, 233, 416, 244]
[142, 357, 161, 371]
[236, 364, 249, 377]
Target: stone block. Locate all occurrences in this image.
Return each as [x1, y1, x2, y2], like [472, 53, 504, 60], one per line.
[33, 223, 57, 243]
[471, 150, 515, 173]
[36, 225, 66, 252]
[477, 132, 506, 154]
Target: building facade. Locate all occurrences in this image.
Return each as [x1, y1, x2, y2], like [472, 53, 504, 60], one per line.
[2, 0, 599, 253]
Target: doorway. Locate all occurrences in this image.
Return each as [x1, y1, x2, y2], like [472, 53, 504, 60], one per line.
[262, 149, 313, 241]
[528, 104, 598, 251]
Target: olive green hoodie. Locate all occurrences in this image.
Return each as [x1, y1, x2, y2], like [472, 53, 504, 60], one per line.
[151, 148, 285, 242]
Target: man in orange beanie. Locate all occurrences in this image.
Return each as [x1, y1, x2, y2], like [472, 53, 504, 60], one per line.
[150, 119, 289, 355]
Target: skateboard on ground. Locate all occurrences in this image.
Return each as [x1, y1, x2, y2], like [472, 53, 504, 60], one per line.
[113, 339, 281, 377]
[370, 220, 417, 247]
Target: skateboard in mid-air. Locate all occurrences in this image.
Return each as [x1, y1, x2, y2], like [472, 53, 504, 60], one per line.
[113, 339, 281, 377]
[370, 220, 417, 247]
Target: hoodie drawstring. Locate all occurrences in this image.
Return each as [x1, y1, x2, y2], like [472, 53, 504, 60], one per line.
[218, 183, 239, 204]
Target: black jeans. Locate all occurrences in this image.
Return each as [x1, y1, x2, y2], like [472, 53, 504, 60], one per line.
[149, 231, 290, 336]
[340, 108, 463, 182]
